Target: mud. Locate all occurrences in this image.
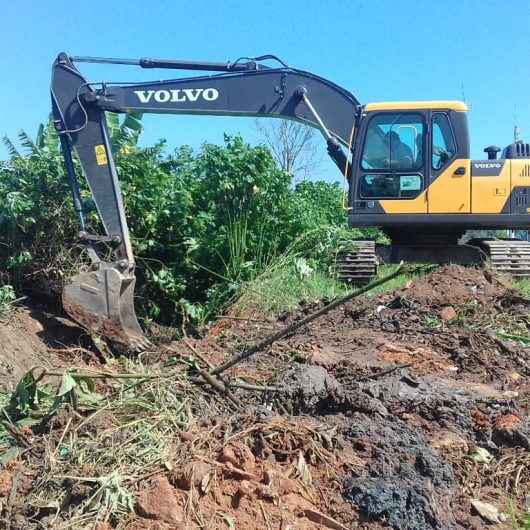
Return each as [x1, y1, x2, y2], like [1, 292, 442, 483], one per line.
[343, 413, 456, 530]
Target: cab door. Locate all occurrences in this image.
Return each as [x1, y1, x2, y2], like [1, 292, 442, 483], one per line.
[427, 112, 471, 213]
[357, 111, 428, 214]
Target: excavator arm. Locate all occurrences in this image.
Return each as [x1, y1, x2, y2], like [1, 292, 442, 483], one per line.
[51, 52, 360, 348]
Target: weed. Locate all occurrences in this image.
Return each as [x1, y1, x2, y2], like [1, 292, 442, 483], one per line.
[367, 263, 435, 297]
[423, 314, 442, 329]
[0, 284, 16, 317]
[0, 359, 230, 526]
[513, 278, 530, 299]
[453, 300, 479, 326]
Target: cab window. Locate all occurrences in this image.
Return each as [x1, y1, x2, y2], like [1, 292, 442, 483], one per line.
[432, 113, 456, 170]
[360, 174, 422, 199]
[361, 113, 424, 171]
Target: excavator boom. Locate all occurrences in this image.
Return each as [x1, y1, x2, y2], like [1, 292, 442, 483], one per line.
[51, 52, 360, 348]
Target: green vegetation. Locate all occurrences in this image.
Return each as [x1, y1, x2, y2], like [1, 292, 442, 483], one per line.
[513, 278, 530, 298]
[0, 361, 205, 524]
[510, 509, 530, 530]
[0, 284, 15, 316]
[1, 116, 381, 329]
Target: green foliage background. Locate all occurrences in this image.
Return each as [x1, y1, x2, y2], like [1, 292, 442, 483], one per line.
[0, 116, 377, 326]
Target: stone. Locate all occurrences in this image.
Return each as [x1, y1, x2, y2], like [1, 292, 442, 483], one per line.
[137, 476, 183, 524]
[440, 306, 457, 321]
[471, 500, 501, 524]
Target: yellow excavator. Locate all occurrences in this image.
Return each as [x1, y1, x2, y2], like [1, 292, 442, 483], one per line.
[51, 53, 530, 348]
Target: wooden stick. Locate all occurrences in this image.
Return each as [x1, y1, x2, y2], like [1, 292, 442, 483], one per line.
[209, 263, 405, 377]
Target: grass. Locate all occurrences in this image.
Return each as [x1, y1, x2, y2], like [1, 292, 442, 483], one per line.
[0, 357, 232, 528]
[510, 508, 530, 530]
[236, 262, 349, 314]
[235, 256, 431, 316]
[0, 284, 16, 319]
[365, 263, 424, 297]
[513, 278, 530, 298]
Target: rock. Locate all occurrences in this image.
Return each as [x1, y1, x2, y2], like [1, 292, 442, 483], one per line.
[136, 476, 183, 524]
[275, 365, 343, 414]
[219, 446, 239, 467]
[236, 480, 253, 498]
[493, 413, 521, 430]
[173, 461, 209, 490]
[471, 500, 501, 523]
[440, 306, 457, 321]
[178, 430, 194, 442]
[430, 430, 469, 452]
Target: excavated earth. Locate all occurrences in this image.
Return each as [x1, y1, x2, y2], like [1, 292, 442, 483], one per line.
[0, 265, 529, 529]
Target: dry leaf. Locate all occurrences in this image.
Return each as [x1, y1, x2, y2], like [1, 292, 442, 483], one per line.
[200, 471, 214, 494]
[296, 451, 312, 486]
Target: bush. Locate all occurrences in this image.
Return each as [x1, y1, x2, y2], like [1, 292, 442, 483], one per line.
[1, 120, 377, 327]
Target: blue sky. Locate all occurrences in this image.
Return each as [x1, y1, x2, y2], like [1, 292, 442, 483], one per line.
[1, 0, 529, 181]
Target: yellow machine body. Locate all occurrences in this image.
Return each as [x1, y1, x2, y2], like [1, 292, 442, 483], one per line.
[348, 101, 530, 229]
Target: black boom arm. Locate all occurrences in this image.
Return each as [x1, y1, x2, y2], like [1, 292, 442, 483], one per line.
[50, 52, 360, 348]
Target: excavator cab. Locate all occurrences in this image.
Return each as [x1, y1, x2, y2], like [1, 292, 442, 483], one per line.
[337, 101, 530, 283]
[349, 101, 470, 217]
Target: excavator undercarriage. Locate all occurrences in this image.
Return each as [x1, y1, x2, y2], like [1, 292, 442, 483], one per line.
[337, 234, 530, 284]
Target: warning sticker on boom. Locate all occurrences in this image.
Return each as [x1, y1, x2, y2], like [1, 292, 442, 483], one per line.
[95, 145, 108, 166]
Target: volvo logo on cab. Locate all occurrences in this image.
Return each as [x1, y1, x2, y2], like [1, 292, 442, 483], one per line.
[133, 88, 219, 104]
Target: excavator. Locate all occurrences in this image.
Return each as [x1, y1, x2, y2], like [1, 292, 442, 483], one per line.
[51, 52, 530, 349]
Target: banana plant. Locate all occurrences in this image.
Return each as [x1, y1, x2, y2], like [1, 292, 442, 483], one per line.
[2, 112, 143, 160]
[2, 115, 59, 159]
[105, 111, 143, 152]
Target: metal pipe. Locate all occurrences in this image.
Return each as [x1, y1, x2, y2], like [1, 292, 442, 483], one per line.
[301, 92, 332, 140]
[58, 134, 86, 230]
[70, 55, 257, 72]
[71, 56, 140, 66]
[138, 58, 255, 71]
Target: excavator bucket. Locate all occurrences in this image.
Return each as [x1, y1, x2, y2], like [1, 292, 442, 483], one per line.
[62, 263, 150, 351]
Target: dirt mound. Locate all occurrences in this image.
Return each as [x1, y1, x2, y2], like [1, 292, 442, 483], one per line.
[1, 265, 528, 529]
[0, 305, 95, 391]
[395, 265, 508, 309]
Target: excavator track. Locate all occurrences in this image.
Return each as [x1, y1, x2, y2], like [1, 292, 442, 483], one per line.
[470, 239, 530, 278]
[336, 240, 377, 284]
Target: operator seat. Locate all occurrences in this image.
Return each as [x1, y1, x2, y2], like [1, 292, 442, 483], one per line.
[385, 131, 413, 169]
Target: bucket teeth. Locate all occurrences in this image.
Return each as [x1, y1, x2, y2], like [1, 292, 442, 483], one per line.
[62, 263, 151, 351]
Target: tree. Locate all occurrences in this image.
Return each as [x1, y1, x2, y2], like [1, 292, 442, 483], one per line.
[254, 119, 321, 181]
